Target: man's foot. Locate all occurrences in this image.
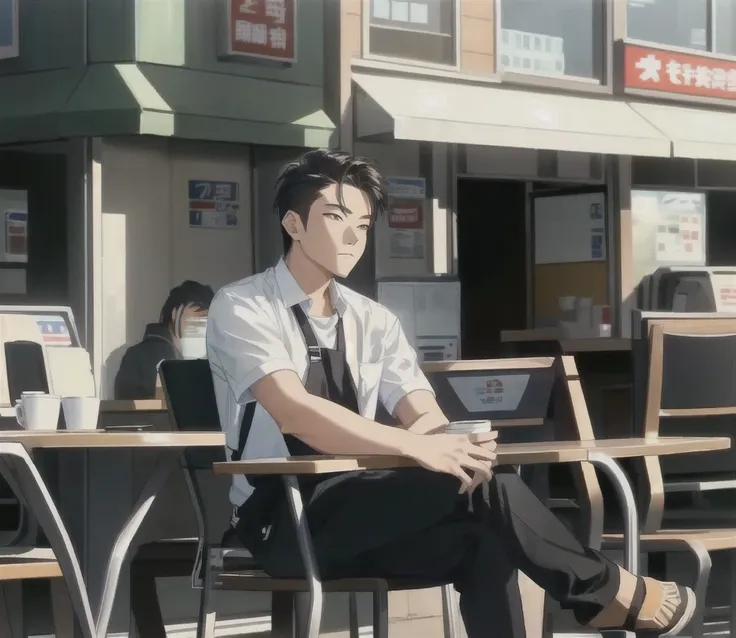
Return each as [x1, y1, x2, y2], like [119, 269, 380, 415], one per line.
[588, 568, 696, 636]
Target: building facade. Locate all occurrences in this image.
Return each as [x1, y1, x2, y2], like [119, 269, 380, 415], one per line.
[3, 0, 736, 635]
[333, 0, 736, 355]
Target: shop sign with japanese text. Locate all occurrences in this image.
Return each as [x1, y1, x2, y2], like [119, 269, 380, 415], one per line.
[223, 0, 296, 63]
[624, 43, 736, 99]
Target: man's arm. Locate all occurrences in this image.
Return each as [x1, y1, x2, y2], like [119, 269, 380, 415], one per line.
[394, 390, 450, 434]
[207, 291, 494, 488]
[251, 370, 420, 456]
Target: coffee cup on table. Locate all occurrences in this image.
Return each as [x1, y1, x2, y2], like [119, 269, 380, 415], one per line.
[14, 392, 61, 431]
[62, 397, 101, 431]
[446, 420, 493, 511]
[446, 419, 492, 436]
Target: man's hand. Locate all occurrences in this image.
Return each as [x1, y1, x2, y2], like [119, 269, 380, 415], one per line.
[405, 431, 498, 493]
[466, 430, 499, 494]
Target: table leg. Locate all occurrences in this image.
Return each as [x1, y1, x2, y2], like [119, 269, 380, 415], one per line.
[0, 442, 96, 638]
[95, 452, 179, 638]
[587, 452, 640, 575]
[588, 452, 639, 638]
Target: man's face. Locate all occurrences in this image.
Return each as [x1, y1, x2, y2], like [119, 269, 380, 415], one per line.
[283, 183, 372, 278]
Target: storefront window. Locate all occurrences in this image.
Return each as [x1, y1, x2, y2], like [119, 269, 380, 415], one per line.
[368, 0, 456, 66]
[627, 0, 736, 56]
[498, 0, 605, 80]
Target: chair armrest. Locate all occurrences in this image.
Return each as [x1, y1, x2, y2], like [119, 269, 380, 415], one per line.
[213, 455, 418, 476]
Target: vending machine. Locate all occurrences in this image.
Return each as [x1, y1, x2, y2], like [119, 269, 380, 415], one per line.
[376, 276, 461, 363]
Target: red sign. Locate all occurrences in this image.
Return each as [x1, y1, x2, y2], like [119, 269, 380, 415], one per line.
[624, 44, 736, 99]
[226, 0, 296, 63]
[388, 199, 424, 230]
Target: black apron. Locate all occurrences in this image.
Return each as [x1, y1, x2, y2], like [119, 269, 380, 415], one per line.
[233, 303, 361, 547]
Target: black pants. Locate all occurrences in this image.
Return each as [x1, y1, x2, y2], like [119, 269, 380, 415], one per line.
[236, 466, 620, 638]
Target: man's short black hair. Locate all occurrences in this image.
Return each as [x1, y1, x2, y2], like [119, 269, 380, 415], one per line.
[159, 280, 215, 327]
[273, 149, 388, 252]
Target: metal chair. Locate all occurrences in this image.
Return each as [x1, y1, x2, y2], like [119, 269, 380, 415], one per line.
[155, 358, 461, 638]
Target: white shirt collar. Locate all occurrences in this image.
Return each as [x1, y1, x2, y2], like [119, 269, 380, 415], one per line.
[273, 257, 348, 317]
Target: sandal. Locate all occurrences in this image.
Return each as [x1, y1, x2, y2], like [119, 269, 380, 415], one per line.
[592, 576, 696, 636]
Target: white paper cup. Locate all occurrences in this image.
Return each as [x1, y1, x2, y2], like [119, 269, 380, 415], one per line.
[15, 393, 61, 431]
[446, 419, 492, 435]
[62, 397, 101, 431]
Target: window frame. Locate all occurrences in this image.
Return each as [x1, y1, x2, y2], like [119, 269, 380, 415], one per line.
[625, 0, 736, 58]
[361, 0, 461, 70]
[494, 0, 612, 87]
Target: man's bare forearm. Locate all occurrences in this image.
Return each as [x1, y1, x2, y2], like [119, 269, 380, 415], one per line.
[278, 392, 421, 457]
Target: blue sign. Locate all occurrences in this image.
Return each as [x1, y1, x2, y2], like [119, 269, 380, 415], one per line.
[188, 180, 239, 230]
[188, 180, 239, 202]
[591, 233, 604, 260]
[0, 0, 16, 58]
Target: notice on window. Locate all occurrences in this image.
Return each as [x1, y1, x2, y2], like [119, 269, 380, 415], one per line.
[631, 190, 707, 286]
[387, 177, 426, 260]
[534, 191, 606, 264]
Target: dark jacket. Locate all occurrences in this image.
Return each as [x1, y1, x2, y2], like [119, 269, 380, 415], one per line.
[114, 323, 180, 399]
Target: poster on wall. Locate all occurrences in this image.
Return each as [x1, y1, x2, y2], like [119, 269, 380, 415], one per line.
[0, 190, 27, 263]
[0, 0, 18, 61]
[188, 180, 240, 230]
[534, 191, 607, 264]
[631, 190, 706, 285]
[387, 177, 426, 260]
[221, 0, 297, 63]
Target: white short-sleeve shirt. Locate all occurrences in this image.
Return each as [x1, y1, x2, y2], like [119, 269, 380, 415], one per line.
[206, 258, 434, 506]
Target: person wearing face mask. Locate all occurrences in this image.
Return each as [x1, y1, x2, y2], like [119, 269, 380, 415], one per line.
[114, 280, 214, 400]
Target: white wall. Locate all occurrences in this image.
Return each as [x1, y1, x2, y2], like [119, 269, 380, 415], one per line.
[98, 137, 252, 397]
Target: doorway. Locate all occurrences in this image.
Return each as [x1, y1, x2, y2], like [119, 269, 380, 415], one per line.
[456, 179, 527, 359]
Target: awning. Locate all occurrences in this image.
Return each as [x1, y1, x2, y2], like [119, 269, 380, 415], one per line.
[353, 72, 671, 157]
[629, 102, 736, 162]
[0, 64, 335, 148]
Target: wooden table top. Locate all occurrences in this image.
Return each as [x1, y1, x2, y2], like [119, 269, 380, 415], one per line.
[0, 430, 224, 449]
[213, 436, 731, 476]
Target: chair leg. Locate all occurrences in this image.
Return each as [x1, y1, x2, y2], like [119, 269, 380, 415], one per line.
[730, 551, 736, 638]
[683, 541, 711, 638]
[51, 577, 76, 638]
[441, 584, 461, 638]
[372, 588, 388, 638]
[130, 560, 167, 638]
[0, 582, 22, 638]
[348, 592, 360, 638]
[196, 550, 219, 638]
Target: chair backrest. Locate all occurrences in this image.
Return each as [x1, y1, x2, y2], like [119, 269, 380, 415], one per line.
[158, 359, 226, 469]
[636, 315, 736, 531]
[422, 357, 556, 445]
[5, 340, 50, 404]
[555, 356, 604, 549]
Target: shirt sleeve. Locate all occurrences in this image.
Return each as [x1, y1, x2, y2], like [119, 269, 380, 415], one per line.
[206, 289, 298, 404]
[378, 312, 434, 415]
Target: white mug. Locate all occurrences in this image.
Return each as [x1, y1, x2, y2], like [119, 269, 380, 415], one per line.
[180, 336, 207, 359]
[15, 393, 61, 431]
[62, 397, 101, 431]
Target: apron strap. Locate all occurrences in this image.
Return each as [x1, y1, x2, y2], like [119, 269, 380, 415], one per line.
[231, 401, 256, 462]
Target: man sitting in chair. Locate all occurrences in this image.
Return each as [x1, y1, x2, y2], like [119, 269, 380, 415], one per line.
[206, 149, 695, 637]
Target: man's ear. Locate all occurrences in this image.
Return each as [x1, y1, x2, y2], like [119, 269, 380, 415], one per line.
[282, 211, 301, 241]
